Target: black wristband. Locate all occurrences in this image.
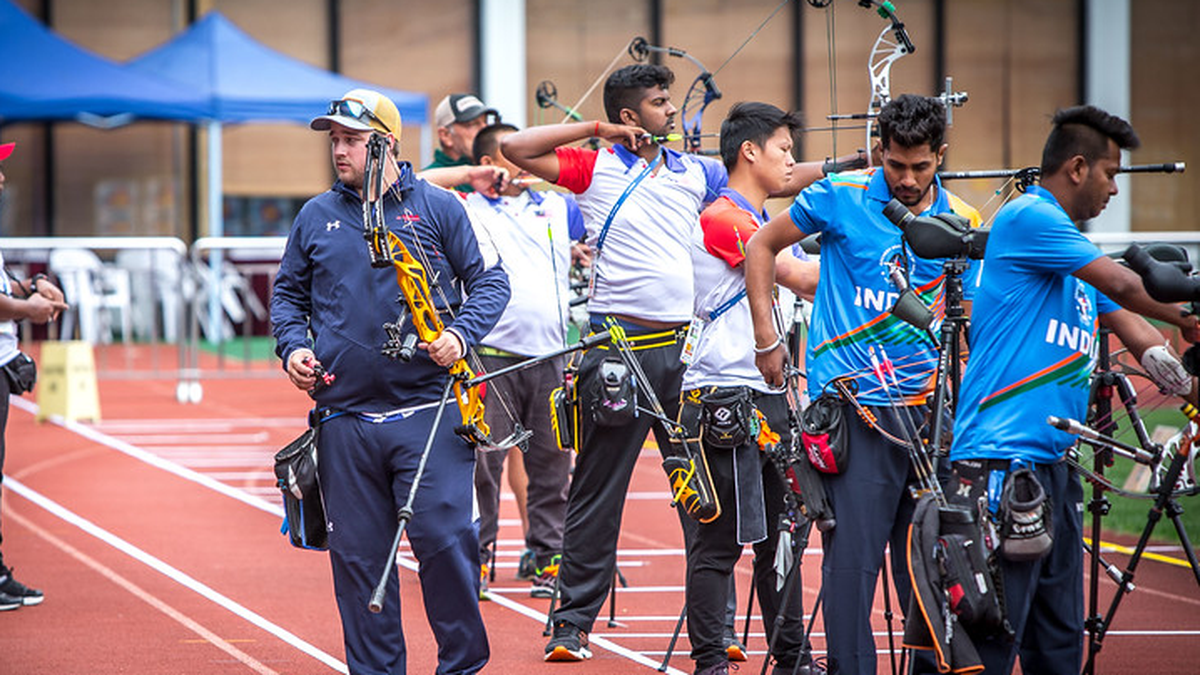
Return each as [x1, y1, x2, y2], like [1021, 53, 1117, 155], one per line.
[29, 273, 49, 292]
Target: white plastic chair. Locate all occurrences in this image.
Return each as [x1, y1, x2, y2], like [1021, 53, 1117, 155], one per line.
[49, 248, 133, 344]
[115, 248, 187, 343]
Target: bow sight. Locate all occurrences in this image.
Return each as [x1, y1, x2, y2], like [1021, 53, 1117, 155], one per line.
[628, 36, 721, 154]
[363, 132, 392, 268]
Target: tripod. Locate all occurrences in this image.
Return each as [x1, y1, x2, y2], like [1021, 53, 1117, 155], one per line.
[927, 257, 970, 453]
[1077, 329, 1200, 675]
[887, 254, 971, 453]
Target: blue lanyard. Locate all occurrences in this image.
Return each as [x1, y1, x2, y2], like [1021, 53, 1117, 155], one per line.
[706, 288, 747, 322]
[595, 149, 662, 254]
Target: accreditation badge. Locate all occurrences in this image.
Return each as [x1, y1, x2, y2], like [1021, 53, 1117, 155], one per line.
[680, 316, 706, 366]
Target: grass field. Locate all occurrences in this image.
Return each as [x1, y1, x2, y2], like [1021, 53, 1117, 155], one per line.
[1089, 405, 1200, 546]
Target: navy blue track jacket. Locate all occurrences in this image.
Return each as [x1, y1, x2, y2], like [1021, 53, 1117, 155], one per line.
[271, 163, 511, 413]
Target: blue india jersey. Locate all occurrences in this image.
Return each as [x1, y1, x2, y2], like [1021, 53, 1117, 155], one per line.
[788, 168, 981, 405]
[951, 185, 1119, 464]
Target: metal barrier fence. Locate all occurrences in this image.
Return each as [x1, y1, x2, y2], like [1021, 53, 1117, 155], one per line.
[3, 229, 1198, 403]
[3, 236, 190, 380]
[178, 236, 286, 403]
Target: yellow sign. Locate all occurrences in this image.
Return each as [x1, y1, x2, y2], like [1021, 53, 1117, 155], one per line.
[36, 341, 101, 423]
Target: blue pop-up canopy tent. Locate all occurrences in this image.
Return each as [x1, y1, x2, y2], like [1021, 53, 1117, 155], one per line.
[124, 12, 427, 126]
[124, 11, 430, 338]
[0, 0, 209, 124]
[125, 11, 431, 242]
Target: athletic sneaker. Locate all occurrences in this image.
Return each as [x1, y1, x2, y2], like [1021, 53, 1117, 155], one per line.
[530, 555, 560, 598]
[545, 620, 592, 661]
[516, 548, 537, 581]
[0, 590, 20, 611]
[0, 569, 43, 607]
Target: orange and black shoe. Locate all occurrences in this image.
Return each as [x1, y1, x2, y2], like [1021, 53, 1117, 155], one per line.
[530, 555, 560, 599]
[545, 620, 592, 661]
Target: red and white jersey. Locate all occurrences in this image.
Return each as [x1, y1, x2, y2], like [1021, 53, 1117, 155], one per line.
[683, 190, 779, 393]
[556, 144, 726, 324]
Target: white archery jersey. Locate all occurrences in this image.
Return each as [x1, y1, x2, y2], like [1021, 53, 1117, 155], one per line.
[568, 147, 724, 323]
[681, 220, 774, 393]
[0, 249, 19, 366]
[467, 190, 573, 356]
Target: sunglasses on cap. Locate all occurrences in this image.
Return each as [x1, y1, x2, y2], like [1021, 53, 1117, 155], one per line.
[327, 99, 389, 132]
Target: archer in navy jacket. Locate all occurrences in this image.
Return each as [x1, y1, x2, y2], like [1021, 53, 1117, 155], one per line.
[271, 162, 510, 413]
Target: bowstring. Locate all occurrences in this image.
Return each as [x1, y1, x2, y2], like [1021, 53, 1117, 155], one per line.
[975, 172, 1022, 229]
[560, 40, 633, 125]
[825, 0, 839, 161]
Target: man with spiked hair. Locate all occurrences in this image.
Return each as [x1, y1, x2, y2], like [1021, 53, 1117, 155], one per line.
[948, 105, 1198, 674]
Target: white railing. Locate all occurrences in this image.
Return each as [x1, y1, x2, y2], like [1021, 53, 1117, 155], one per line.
[4, 228, 1198, 403]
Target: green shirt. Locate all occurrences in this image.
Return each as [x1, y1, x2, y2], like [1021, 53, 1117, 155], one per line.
[422, 149, 474, 192]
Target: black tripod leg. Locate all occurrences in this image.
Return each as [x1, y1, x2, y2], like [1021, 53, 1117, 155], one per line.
[607, 564, 627, 627]
[544, 572, 562, 637]
[761, 520, 817, 675]
[742, 565, 756, 650]
[659, 602, 688, 672]
[1165, 498, 1200, 586]
[1082, 446, 1195, 675]
[880, 552, 899, 675]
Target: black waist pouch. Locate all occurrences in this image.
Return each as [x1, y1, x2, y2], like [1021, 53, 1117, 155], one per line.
[592, 357, 638, 427]
[274, 424, 328, 551]
[699, 387, 752, 449]
[2, 352, 37, 395]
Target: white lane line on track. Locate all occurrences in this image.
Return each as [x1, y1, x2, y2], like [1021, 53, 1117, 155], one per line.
[453, 552, 687, 675]
[116, 433, 273, 443]
[4, 477, 347, 674]
[90, 417, 303, 430]
[7, 506, 283, 675]
[11, 397, 283, 518]
[11, 397, 685, 673]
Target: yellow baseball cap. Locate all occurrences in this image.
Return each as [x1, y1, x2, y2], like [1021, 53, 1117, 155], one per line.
[311, 89, 401, 135]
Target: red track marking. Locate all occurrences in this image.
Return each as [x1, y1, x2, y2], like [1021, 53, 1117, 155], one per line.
[0, 362, 1197, 673]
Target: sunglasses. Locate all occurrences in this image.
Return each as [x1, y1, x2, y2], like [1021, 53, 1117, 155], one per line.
[327, 99, 389, 132]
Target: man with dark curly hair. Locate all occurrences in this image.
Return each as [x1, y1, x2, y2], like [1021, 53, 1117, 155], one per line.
[746, 93, 981, 675]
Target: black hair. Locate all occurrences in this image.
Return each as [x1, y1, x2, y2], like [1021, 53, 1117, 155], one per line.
[472, 122, 519, 164]
[603, 64, 675, 124]
[1040, 105, 1139, 176]
[718, 102, 803, 172]
[877, 94, 946, 152]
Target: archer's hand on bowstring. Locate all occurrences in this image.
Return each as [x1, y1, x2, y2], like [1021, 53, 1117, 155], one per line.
[594, 122, 653, 153]
[466, 165, 510, 198]
[421, 331, 465, 368]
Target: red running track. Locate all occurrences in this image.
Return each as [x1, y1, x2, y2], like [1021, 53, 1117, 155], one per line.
[1, 373, 1198, 674]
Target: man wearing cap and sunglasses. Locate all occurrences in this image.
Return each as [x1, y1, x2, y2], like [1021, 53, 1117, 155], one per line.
[271, 89, 509, 675]
[0, 140, 68, 612]
[424, 93, 500, 191]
